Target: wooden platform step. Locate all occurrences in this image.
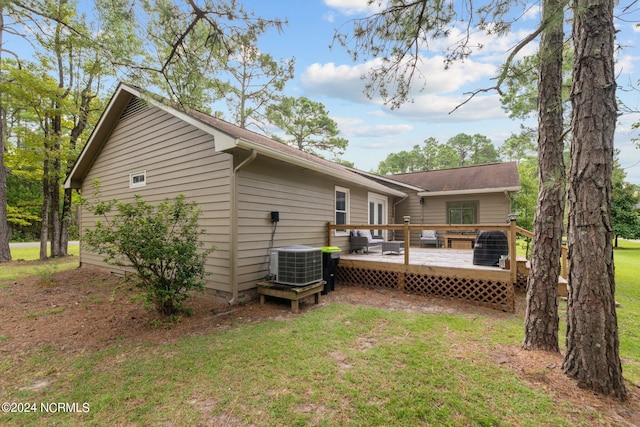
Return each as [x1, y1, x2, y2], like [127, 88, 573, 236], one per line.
[517, 259, 569, 298]
[557, 276, 568, 298]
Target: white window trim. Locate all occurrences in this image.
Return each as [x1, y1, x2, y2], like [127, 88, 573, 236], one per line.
[129, 170, 147, 188]
[335, 186, 350, 237]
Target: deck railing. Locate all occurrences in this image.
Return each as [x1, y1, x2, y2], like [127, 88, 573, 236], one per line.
[515, 226, 568, 279]
[327, 216, 519, 284]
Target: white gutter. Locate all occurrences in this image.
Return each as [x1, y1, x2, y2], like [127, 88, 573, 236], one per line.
[418, 186, 521, 197]
[228, 149, 258, 305]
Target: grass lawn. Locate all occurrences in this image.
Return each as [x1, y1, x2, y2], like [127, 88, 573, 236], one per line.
[613, 240, 640, 385]
[0, 244, 80, 281]
[9, 243, 79, 261]
[1, 242, 638, 426]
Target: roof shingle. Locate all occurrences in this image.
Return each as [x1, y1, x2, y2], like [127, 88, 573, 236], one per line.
[389, 162, 520, 193]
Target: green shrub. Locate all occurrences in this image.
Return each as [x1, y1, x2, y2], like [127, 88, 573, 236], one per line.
[82, 191, 215, 316]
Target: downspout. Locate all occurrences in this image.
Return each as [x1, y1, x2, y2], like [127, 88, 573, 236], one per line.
[392, 195, 407, 223]
[228, 149, 258, 305]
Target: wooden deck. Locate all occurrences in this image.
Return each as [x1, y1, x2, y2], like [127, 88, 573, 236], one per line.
[340, 246, 502, 272]
[336, 246, 516, 312]
[326, 220, 537, 313]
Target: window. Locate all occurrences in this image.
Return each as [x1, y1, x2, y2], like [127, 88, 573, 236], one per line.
[335, 186, 350, 236]
[447, 201, 478, 224]
[129, 171, 146, 188]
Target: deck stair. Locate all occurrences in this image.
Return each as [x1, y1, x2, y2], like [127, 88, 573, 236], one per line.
[515, 256, 568, 297]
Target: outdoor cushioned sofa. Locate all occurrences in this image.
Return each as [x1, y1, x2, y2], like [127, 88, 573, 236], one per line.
[350, 230, 384, 253]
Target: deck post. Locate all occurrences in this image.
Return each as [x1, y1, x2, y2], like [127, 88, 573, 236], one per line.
[403, 216, 410, 266]
[508, 214, 518, 284]
[397, 271, 406, 291]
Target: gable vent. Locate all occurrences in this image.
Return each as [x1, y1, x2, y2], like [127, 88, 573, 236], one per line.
[120, 97, 150, 122]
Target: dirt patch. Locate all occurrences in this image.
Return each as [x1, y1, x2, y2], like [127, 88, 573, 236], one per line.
[1, 263, 638, 425]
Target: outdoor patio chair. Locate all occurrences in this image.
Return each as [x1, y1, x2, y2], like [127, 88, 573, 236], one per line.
[349, 230, 384, 253]
[419, 230, 439, 247]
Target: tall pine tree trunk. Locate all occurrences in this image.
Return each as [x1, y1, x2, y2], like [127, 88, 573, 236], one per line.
[0, 118, 9, 262]
[60, 83, 96, 257]
[562, 0, 626, 400]
[49, 159, 61, 257]
[523, 0, 565, 351]
[0, 10, 11, 263]
[39, 146, 50, 260]
[0, 107, 10, 262]
[49, 129, 61, 258]
[59, 189, 72, 257]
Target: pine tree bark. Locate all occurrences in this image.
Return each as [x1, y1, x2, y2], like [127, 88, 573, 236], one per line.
[523, 0, 565, 352]
[49, 113, 62, 258]
[0, 11, 11, 263]
[39, 148, 50, 261]
[59, 188, 72, 257]
[49, 161, 61, 257]
[562, 0, 626, 400]
[60, 83, 95, 257]
[0, 113, 11, 263]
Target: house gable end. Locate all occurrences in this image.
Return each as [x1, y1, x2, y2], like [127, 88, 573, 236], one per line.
[64, 86, 135, 189]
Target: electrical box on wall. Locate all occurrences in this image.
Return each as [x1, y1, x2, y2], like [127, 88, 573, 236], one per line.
[270, 211, 280, 223]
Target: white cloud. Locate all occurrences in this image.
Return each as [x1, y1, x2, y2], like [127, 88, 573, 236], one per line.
[334, 117, 414, 138]
[616, 52, 638, 75]
[614, 126, 640, 184]
[390, 92, 509, 122]
[301, 18, 543, 110]
[350, 138, 416, 151]
[301, 55, 509, 125]
[301, 55, 497, 104]
[425, 25, 539, 64]
[520, 3, 542, 21]
[301, 62, 370, 102]
[522, 3, 541, 21]
[323, 12, 335, 23]
[323, 0, 384, 15]
[617, 112, 640, 135]
[333, 116, 365, 127]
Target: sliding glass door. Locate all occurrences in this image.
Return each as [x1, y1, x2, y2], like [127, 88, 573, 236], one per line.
[368, 193, 387, 239]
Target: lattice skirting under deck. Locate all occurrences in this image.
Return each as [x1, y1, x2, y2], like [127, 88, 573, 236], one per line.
[515, 260, 530, 292]
[515, 271, 528, 292]
[336, 266, 515, 312]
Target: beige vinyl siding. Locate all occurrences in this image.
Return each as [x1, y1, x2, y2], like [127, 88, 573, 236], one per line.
[79, 103, 234, 293]
[478, 193, 513, 222]
[392, 194, 422, 242]
[234, 158, 376, 291]
[393, 192, 513, 243]
[396, 193, 512, 225]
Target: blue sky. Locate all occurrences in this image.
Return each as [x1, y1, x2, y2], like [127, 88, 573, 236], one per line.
[5, 0, 639, 183]
[240, 0, 640, 183]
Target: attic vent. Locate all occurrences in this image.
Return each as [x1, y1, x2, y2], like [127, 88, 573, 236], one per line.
[120, 97, 150, 121]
